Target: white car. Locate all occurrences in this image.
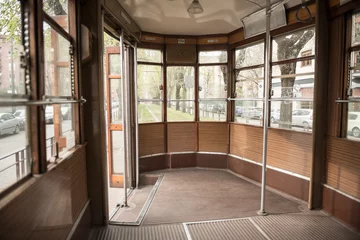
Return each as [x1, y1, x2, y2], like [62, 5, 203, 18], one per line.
[0, 113, 21, 135]
[348, 112, 360, 138]
[292, 109, 313, 129]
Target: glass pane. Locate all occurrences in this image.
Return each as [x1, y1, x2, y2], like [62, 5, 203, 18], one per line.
[199, 100, 227, 122]
[109, 54, 121, 75]
[137, 65, 162, 99]
[0, 0, 25, 95]
[0, 106, 30, 193]
[43, 0, 69, 32]
[235, 68, 264, 98]
[199, 51, 227, 64]
[44, 22, 71, 97]
[234, 101, 263, 126]
[45, 104, 76, 162]
[138, 101, 162, 123]
[137, 48, 162, 63]
[352, 12, 360, 46]
[270, 101, 313, 132]
[235, 42, 264, 68]
[199, 66, 227, 99]
[272, 27, 315, 62]
[347, 103, 360, 141]
[167, 101, 194, 122]
[110, 78, 122, 123]
[350, 70, 360, 98]
[167, 67, 195, 100]
[111, 131, 125, 174]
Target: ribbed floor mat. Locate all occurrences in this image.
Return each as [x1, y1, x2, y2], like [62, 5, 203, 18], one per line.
[89, 224, 187, 240]
[186, 218, 268, 240]
[252, 212, 359, 240]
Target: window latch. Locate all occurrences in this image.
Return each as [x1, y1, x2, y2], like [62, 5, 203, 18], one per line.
[198, 86, 202, 91]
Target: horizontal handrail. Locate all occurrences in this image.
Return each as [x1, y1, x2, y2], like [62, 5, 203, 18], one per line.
[335, 99, 360, 103]
[0, 97, 86, 107]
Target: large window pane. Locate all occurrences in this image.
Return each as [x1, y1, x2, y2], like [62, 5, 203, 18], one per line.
[138, 101, 162, 123]
[109, 54, 121, 75]
[43, 0, 69, 32]
[272, 27, 315, 62]
[347, 103, 360, 141]
[234, 101, 263, 126]
[235, 42, 264, 68]
[350, 51, 360, 98]
[109, 78, 122, 123]
[235, 68, 264, 98]
[352, 12, 360, 46]
[167, 101, 194, 122]
[137, 65, 162, 99]
[167, 67, 195, 100]
[271, 75, 315, 99]
[199, 100, 226, 122]
[199, 51, 227, 64]
[44, 22, 71, 97]
[270, 101, 313, 132]
[199, 66, 227, 99]
[137, 48, 162, 63]
[111, 131, 125, 174]
[0, 107, 29, 193]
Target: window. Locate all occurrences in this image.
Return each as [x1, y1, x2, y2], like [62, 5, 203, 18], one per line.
[137, 48, 163, 123]
[270, 27, 315, 132]
[199, 50, 228, 122]
[167, 66, 195, 122]
[346, 12, 360, 141]
[233, 42, 264, 126]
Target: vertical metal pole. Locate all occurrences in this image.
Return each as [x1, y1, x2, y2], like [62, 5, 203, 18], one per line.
[134, 43, 139, 188]
[120, 30, 128, 207]
[258, 0, 271, 216]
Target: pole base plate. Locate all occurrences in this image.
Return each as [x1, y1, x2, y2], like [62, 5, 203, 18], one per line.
[257, 210, 268, 216]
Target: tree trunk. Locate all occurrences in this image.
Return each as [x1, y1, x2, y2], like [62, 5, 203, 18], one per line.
[175, 84, 181, 111]
[279, 62, 296, 129]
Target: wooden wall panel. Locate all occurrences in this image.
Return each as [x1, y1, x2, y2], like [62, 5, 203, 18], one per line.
[140, 33, 165, 44]
[326, 137, 360, 199]
[199, 123, 228, 153]
[287, 3, 316, 25]
[0, 145, 88, 240]
[229, 124, 263, 163]
[167, 123, 196, 152]
[228, 30, 244, 45]
[267, 129, 312, 177]
[197, 36, 228, 45]
[139, 123, 165, 157]
[165, 37, 197, 45]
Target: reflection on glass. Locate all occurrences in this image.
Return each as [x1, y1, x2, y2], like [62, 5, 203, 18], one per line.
[234, 101, 263, 126]
[43, 0, 69, 32]
[167, 101, 194, 122]
[167, 67, 195, 100]
[270, 101, 313, 132]
[347, 103, 360, 141]
[235, 42, 264, 68]
[199, 100, 226, 122]
[352, 12, 360, 46]
[110, 78, 122, 123]
[138, 102, 162, 123]
[272, 27, 315, 62]
[137, 65, 162, 99]
[109, 54, 121, 75]
[199, 66, 227, 99]
[44, 22, 71, 96]
[199, 51, 227, 64]
[137, 48, 162, 63]
[61, 104, 74, 135]
[112, 131, 125, 174]
[235, 68, 264, 98]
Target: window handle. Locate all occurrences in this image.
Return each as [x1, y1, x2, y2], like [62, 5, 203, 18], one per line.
[198, 86, 202, 91]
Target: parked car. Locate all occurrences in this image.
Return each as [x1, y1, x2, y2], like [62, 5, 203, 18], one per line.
[13, 109, 26, 130]
[270, 109, 280, 123]
[292, 109, 313, 129]
[348, 112, 360, 138]
[243, 107, 263, 119]
[0, 113, 21, 135]
[235, 106, 244, 117]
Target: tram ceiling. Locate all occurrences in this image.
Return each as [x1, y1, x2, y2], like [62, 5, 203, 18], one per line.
[116, 0, 305, 35]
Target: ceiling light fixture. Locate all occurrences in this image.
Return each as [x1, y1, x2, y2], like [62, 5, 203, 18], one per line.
[187, 0, 203, 14]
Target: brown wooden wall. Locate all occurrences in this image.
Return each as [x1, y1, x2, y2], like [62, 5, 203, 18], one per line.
[198, 123, 228, 153]
[0, 145, 88, 240]
[139, 123, 165, 157]
[167, 123, 196, 152]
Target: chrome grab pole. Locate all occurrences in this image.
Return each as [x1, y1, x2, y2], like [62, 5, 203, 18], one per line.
[134, 43, 140, 188]
[258, 0, 271, 216]
[120, 30, 128, 207]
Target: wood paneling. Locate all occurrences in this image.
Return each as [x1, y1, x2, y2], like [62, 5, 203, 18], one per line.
[199, 123, 228, 153]
[197, 154, 227, 169]
[0, 146, 88, 240]
[139, 155, 169, 173]
[287, 3, 316, 25]
[140, 33, 165, 44]
[169, 153, 197, 168]
[229, 124, 263, 163]
[165, 37, 197, 45]
[329, 0, 340, 8]
[228, 30, 244, 45]
[197, 36, 228, 45]
[139, 123, 165, 157]
[326, 137, 360, 199]
[167, 123, 196, 152]
[267, 129, 312, 177]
